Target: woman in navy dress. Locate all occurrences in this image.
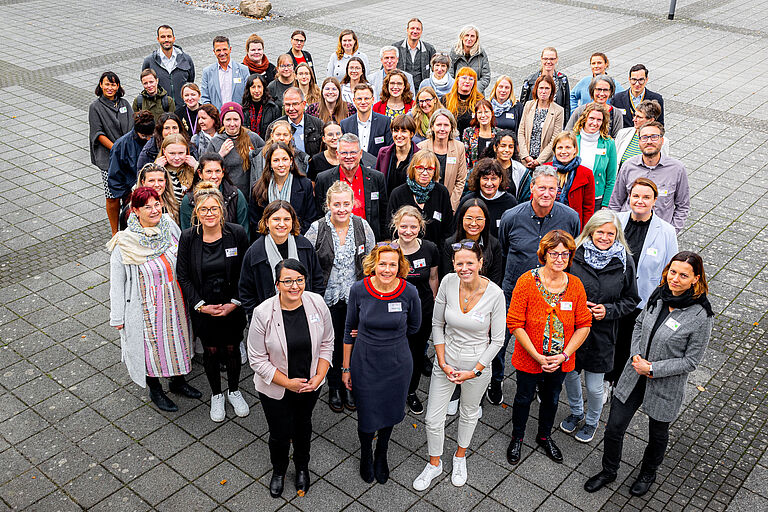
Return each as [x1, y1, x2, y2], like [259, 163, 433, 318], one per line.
[342, 242, 421, 485]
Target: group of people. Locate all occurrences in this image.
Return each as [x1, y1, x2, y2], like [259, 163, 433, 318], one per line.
[101, 19, 712, 502]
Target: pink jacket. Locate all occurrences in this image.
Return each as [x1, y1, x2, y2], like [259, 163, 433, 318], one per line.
[247, 291, 334, 399]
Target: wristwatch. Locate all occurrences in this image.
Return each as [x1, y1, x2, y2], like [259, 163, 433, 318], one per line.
[472, 368, 482, 377]
[561, 353, 570, 363]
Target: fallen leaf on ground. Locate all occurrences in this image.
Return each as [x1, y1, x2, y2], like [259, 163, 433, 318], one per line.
[696, 385, 706, 392]
[220, 479, 227, 485]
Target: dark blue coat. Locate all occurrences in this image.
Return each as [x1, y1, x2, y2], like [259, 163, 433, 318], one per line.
[340, 113, 394, 157]
[107, 131, 146, 198]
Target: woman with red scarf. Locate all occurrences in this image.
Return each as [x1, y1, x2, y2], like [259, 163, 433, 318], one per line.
[243, 34, 276, 84]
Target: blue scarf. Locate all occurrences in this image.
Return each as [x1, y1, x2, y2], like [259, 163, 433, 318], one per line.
[583, 239, 626, 271]
[407, 177, 435, 204]
[551, 155, 582, 206]
[491, 98, 512, 117]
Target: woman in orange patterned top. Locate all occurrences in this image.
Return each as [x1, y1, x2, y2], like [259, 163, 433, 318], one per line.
[505, 229, 591, 465]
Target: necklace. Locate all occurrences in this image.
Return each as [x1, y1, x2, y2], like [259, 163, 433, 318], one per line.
[460, 281, 482, 313]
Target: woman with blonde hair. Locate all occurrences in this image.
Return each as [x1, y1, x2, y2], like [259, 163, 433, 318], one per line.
[327, 29, 370, 80]
[448, 25, 490, 93]
[157, 133, 196, 202]
[342, 242, 421, 484]
[120, 163, 180, 229]
[443, 67, 485, 135]
[417, 109, 468, 210]
[410, 86, 444, 142]
[489, 75, 523, 133]
[572, 102, 617, 211]
[177, 181, 250, 422]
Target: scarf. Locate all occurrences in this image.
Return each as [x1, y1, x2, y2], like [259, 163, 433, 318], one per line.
[106, 213, 174, 265]
[431, 72, 450, 88]
[552, 155, 581, 206]
[491, 98, 512, 117]
[249, 104, 264, 134]
[647, 283, 714, 317]
[264, 234, 298, 282]
[407, 177, 435, 204]
[243, 54, 271, 75]
[268, 173, 294, 203]
[583, 239, 626, 271]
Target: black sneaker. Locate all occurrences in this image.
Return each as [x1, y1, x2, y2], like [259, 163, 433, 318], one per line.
[486, 380, 503, 405]
[407, 393, 424, 414]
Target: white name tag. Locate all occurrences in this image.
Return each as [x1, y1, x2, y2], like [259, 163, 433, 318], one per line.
[665, 317, 681, 331]
[596, 148, 606, 156]
[497, 219, 501, 227]
[388, 302, 402, 313]
[433, 211, 442, 221]
[472, 311, 485, 323]
[119, 106, 127, 113]
[618, 108, 627, 115]
[413, 258, 426, 268]
[370, 191, 379, 200]
[233, 77, 242, 84]
[560, 301, 572, 311]
[446, 156, 457, 165]
[358, 244, 365, 255]
[646, 247, 658, 257]
[505, 113, 515, 119]
[374, 136, 384, 144]
[659, 189, 669, 197]
[309, 313, 320, 323]
[225, 247, 238, 257]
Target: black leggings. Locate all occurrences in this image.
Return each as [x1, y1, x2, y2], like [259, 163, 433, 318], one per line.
[203, 344, 241, 395]
[195, 313, 245, 395]
[358, 425, 394, 459]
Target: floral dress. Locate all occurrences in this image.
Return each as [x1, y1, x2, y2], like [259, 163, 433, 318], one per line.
[529, 108, 548, 159]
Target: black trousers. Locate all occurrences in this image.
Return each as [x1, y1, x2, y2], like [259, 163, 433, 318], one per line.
[326, 301, 347, 391]
[606, 308, 641, 384]
[407, 305, 432, 394]
[259, 390, 320, 473]
[195, 312, 245, 395]
[512, 369, 566, 439]
[602, 378, 670, 476]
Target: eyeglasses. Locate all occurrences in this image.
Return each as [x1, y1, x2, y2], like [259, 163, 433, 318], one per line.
[417, 98, 434, 105]
[377, 241, 400, 249]
[629, 78, 646, 84]
[542, 57, 557, 62]
[278, 277, 305, 287]
[451, 241, 476, 251]
[414, 166, 435, 174]
[547, 251, 571, 261]
[279, 64, 294, 69]
[140, 203, 163, 212]
[463, 216, 485, 224]
[292, 38, 306, 43]
[338, 150, 359, 157]
[594, 87, 611, 93]
[198, 206, 220, 215]
[639, 134, 662, 142]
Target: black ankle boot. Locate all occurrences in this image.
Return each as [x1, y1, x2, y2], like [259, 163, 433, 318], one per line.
[374, 450, 389, 484]
[269, 471, 285, 498]
[169, 376, 202, 399]
[148, 386, 178, 412]
[360, 447, 374, 483]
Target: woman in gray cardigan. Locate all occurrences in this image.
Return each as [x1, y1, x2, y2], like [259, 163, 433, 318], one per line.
[585, 251, 714, 498]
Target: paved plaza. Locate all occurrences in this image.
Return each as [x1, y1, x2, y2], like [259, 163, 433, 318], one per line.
[0, 0, 767, 509]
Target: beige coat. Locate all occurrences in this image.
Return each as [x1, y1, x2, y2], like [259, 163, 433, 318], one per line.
[518, 100, 565, 164]
[417, 139, 468, 210]
[247, 291, 334, 400]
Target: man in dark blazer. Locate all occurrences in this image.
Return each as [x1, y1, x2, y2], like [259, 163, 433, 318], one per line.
[314, 133, 388, 240]
[340, 84, 393, 158]
[272, 87, 324, 156]
[610, 64, 664, 128]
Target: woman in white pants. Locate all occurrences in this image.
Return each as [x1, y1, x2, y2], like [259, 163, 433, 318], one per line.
[413, 240, 505, 490]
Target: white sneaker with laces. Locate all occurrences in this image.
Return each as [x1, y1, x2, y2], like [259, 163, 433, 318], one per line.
[210, 393, 226, 422]
[413, 460, 443, 491]
[227, 390, 250, 417]
[447, 399, 459, 416]
[240, 341, 248, 364]
[451, 455, 468, 487]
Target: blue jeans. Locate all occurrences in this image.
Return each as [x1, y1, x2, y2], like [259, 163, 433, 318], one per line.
[564, 369, 605, 426]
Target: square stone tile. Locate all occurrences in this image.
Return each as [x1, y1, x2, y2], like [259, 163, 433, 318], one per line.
[38, 445, 96, 486]
[0, 468, 56, 509]
[140, 422, 195, 458]
[359, 479, 419, 511]
[129, 463, 188, 506]
[489, 472, 549, 511]
[104, 444, 161, 484]
[195, 460, 253, 502]
[57, 406, 108, 442]
[0, 408, 49, 444]
[224, 482, 285, 512]
[0, 448, 32, 486]
[89, 486, 151, 512]
[156, 484, 218, 512]
[80, 425, 134, 461]
[64, 465, 123, 509]
[167, 442, 225, 481]
[115, 405, 169, 440]
[200, 421, 255, 459]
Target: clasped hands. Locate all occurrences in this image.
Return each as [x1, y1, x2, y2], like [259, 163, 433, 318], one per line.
[537, 353, 566, 373]
[200, 303, 237, 317]
[441, 364, 475, 383]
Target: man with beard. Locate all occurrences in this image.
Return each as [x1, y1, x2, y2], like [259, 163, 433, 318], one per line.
[142, 25, 195, 107]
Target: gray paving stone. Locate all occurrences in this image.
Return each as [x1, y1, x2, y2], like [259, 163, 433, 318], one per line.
[194, 460, 252, 502]
[89, 486, 151, 512]
[0, 467, 56, 509]
[129, 463, 188, 506]
[156, 484, 218, 512]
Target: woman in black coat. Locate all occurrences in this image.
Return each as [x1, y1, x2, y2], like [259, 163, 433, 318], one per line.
[239, 200, 324, 316]
[559, 210, 639, 443]
[176, 183, 250, 423]
[241, 74, 282, 141]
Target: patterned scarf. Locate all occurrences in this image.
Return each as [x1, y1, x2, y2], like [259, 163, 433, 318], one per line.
[583, 239, 626, 271]
[491, 98, 512, 117]
[407, 177, 435, 204]
[106, 212, 174, 265]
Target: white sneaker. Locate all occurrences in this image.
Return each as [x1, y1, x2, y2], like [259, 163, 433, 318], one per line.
[451, 455, 467, 487]
[602, 381, 613, 405]
[227, 390, 250, 417]
[413, 460, 443, 491]
[478, 406, 483, 420]
[240, 341, 248, 364]
[447, 399, 459, 416]
[210, 393, 226, 422]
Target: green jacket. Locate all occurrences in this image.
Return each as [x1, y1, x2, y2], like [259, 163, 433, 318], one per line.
[132, 87, 176, 121]
[577, 133, 617, 207]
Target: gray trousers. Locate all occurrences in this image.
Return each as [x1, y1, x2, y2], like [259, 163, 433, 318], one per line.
[425, 344, 491, 457]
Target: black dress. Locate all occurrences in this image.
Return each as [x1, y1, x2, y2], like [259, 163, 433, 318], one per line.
[344, 278, 421, 432]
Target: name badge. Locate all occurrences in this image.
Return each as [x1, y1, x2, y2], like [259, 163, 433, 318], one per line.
[309, 313, 320, 323]
[618, 108, 627, 115]
[413, 258, 426, 268]
[374, 136, 384, 144]
[505, 113, 515, 119]
[471, 311, 485, 323]
[388, 302, 402, 313]
[119, 106, 127, 113]
[560, 301, 572, 311]
[659, 189, 669, 197]
[646, 247, 658, 257]
[370, 191, 379, 200]
[446, 156, 457, 165]
[433, 211, 442, 221]
[225, 247, 238, 257]
[299, 133, 304, 139]
[358, 244, 365, 255]
[233, 77, 242, 84]
[665, 317, 681, 331]
[497, 219, 501, 227]
[596, 148, 606, 156]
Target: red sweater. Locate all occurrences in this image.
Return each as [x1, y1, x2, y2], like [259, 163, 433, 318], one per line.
[507, 270, 592, 374]
[372, 100, 414, 116]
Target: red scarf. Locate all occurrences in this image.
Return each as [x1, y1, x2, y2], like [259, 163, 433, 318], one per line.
[243, 55, 270, 74]
[249, 104, 264, 135]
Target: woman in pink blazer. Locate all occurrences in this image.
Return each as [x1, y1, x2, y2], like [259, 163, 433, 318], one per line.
[247, 258, 334, 499]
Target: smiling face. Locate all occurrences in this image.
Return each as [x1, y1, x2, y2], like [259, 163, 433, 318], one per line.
[388, 75, 405, 98]
[544, 242, 570, 272]
[247, 41, 264, 62]
[433, 115, 451, 141]
[270, 148, 292, 180]
[407, 20, 422, 41]
[495, 135, 515, 162]
[462, 30, 477, 51]
[531, 175, 558, 211]
[283, 90, 305, 122]
[100, 77, 119, 100]
[277, 267, 305, 303]
[584, 110, 604, 134]
[541, 50, 558, 73]
[338, 140, 362, 172]
[267, 207, 293, 241]
[353, 88, 373, 114]
[381, 50, 398, 72]
[133, 196, 163, 227]
[278, 59, 294, 79]
[213, 41, 231, 65]
[374, 250, 400, 285]
[417, 91, 436, 115]
[222, 111, 241, 135]
[322, 82, 340, 103]
[397, 214, 421, 244]
[495, 79, 512, 102]
[157, 27, 175, 51]
[453, 248, 482, 282]
[432, 62, 447, 79]
[629, 184, 657, 217]
[462, 206, 486, 239]
[142, 170, 166, 195]
[592, 80, 612, 104]
[271, 125, 292, 145]
[479, 172, 501, 199]
[200, 161, 224, 187]
[592, 222, 617, 251]
[555, 138, 577, 164]
[162, 119, 180, 138]
[328, 191, 353, 225]
[666, 261, 700, 295]
[322, 123, 341, 150]
[164, 143, 187, 167]
[392, 128, 412, 148]
[413, 161, 435, 186]
[296, 66, 312, 86]
[590, 55, 607, 76]
[249, 78, 264, 102]
[182, 87, 200, 109]
[632, 110, 650, 130]
[197, 196, 222, 230]
[341, 34, 355, 53]
[197, 109, 214, 133]
[347, 60, 362, 81]
[141, 74, 158, 96]
[476, 104, 492, 127]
